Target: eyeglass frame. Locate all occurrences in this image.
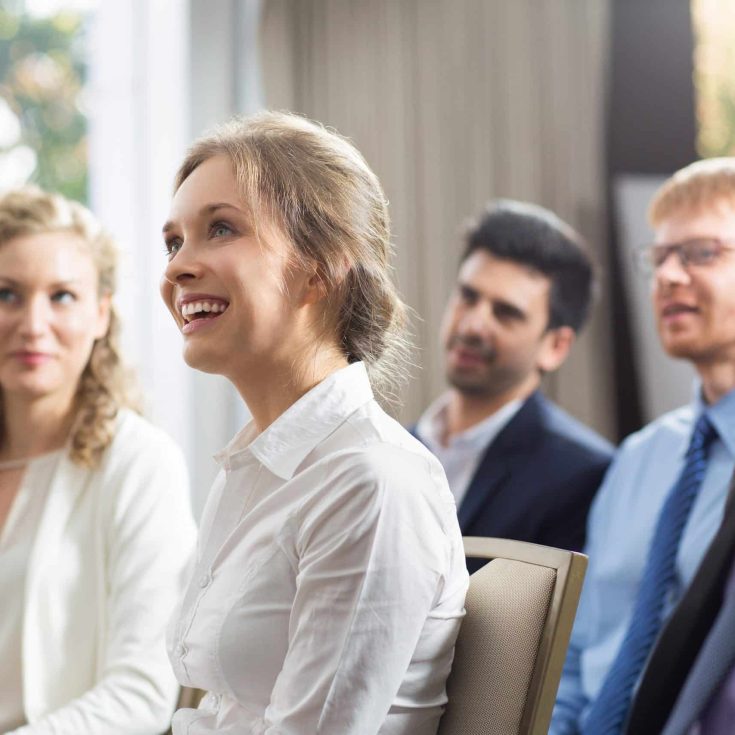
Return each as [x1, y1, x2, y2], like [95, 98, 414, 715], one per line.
[634, 237, 735, 276]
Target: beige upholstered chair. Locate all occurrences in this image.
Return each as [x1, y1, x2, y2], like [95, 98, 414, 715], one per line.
[437, 536, 587, 735]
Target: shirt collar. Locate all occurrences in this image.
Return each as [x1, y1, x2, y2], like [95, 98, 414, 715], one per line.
[416, 391, 524, 454]
[215, 362, 374, 480]
[698, 381, 735, 458]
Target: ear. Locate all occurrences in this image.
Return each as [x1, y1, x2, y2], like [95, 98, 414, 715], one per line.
[94, 293, 112, 340]
[300, 263, 333, 307]
[536, 326, 575, 373]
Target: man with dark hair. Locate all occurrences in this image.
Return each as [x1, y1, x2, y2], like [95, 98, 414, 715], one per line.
[413, 199, 613, 558]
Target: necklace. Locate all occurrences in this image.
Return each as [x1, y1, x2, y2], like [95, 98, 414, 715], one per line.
[0, 457, 31, 472]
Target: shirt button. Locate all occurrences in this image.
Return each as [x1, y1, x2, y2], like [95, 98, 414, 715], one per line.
[199, 573, 211, 588]
[175, 644, 187, 658]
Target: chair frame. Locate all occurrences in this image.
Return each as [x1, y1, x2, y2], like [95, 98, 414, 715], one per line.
[461, 536, 587, 734]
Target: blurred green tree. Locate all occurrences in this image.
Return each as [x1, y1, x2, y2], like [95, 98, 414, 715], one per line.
[0, 7, 88, 202]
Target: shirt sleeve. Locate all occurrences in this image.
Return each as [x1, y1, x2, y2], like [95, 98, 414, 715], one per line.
[549, 613, 589, 735]
[9, 429, 197, 735]
[261, 445, 464, 735]
[549, 449, 624, 735]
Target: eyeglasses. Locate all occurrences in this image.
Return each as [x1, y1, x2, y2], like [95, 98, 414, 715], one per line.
[635, 237, 735, 276]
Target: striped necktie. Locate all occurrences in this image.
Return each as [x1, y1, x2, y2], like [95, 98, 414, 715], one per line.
[582, 413, 718, 735]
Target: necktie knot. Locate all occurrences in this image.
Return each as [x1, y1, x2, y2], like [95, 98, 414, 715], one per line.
[688, 414, 718, 456]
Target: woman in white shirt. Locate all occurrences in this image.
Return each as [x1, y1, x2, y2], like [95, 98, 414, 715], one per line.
[0, 187, 196, 734]
[161, 111, 469, 735]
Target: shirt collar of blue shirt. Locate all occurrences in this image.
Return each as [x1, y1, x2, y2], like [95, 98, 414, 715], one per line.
[695, 379, 735, 459]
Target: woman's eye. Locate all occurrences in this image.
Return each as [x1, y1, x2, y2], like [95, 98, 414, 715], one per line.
[164, 239, 182, 257]
[0, 287, 18, 304]
[211, 222, 233, 238]
[51, 290, 76, 304]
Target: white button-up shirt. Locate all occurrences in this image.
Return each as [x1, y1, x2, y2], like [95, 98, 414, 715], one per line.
[168, 362, 468, 735]
[416, 393, 523, 508]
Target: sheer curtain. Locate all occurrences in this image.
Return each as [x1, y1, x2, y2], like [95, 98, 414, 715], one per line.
[260, 0, 614, 436]
[87, 0, 250, 517]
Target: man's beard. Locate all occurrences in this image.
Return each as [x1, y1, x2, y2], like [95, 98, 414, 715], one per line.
[445, 335, 497, 395]
[445, 334, 532, 399]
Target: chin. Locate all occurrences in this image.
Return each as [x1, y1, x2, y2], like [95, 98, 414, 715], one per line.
[447, 373, 491, 396]
[182, 344, 225, 375]
[660, 339, 702, 361]
[3, 380, 61, 400]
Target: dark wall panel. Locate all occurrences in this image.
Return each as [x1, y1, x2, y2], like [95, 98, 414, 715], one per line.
[607, 0, 697, 439]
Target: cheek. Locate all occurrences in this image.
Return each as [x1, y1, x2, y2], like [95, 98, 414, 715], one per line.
[160, 277, 175, 315]
[439, 304, 460, 344]
[58, 307, 102, 349]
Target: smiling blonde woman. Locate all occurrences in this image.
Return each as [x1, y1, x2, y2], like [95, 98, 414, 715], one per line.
[0, 187, 196, 734]
[161, 111, 469, 735]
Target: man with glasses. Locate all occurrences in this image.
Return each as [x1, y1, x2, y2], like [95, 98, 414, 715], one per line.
[551, 158, 735, 735]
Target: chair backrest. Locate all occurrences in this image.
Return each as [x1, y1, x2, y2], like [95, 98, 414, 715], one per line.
[437, 536, 587, 735]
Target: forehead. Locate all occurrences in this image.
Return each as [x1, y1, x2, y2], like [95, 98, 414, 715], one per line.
[169, 155, 245, 221]
[0, 231, 96, 283]
[457, 250, 550, 301]
[655, 202, 735, 243]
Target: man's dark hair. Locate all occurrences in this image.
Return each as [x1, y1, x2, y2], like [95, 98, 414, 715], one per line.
[461, 199, 595, 332]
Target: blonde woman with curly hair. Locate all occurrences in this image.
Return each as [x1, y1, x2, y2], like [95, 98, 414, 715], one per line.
[161, 111, 468, 735]
[0, 187, 196, 734]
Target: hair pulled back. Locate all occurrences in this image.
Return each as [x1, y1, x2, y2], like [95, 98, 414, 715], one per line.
[175, 111, 410, 406]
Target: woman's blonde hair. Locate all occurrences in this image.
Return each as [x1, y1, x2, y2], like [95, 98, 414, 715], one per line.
[0, 186, 138, 467]
[175, 110, 411, 407]
[649, 157, 735, 226]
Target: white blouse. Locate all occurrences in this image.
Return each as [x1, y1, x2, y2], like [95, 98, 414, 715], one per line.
[0, 452, 61, 732]
[168, 362, 469, 735]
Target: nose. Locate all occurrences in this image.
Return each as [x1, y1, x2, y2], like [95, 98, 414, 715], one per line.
[19, 295, 50, 338]
[162, 241, 201, 287]
[458, 302, 492, 337]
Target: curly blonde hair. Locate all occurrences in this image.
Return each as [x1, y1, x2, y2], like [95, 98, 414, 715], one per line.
[175, 111, 412, 408]
[0, 187, 138, 467]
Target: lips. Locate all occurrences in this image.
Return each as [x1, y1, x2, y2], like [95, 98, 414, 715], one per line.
[10, 351, 53, 367]
[660, 302, 698, 319]
[448, 342, 495, 371]
[176, 294, 230, 329]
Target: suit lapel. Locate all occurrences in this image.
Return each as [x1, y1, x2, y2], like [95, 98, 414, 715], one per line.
[457, 392, 544, 533]
[663, 574, 735, 734]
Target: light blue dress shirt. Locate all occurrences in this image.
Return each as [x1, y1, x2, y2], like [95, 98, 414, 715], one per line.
[550, 387, 735, 735]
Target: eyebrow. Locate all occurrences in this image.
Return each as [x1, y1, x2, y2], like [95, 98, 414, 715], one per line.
[162, 202, 244, 234]
[458, 281, 528, 319]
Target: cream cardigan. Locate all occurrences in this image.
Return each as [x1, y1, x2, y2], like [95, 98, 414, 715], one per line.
[9, 410, 196, 735]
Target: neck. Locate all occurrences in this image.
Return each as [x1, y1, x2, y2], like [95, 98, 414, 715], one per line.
[233, 348, 350, 434]
[1, 390, 77, 460]
[444, 373, 539, 441]
[697, 360, 735, 405]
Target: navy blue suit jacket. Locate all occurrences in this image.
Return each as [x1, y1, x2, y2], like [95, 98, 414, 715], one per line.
[414, 391, 614, 564]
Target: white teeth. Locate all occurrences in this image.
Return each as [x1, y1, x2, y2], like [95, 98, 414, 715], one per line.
[181, 300, 228, 318]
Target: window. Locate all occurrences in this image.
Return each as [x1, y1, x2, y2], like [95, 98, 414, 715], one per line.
[692, 0, 735, 158]
[0, 0, 95, 199]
